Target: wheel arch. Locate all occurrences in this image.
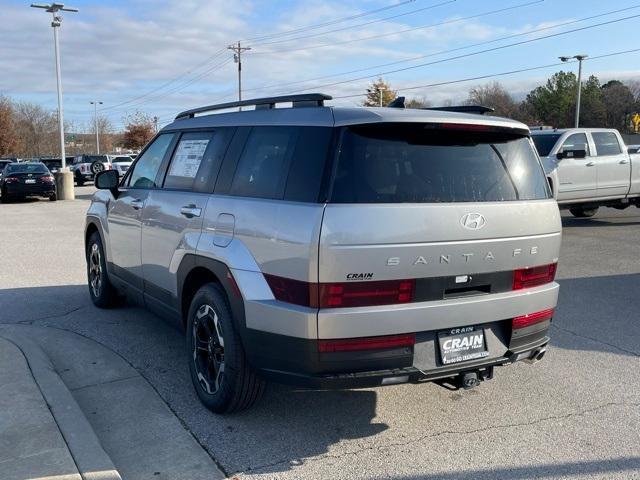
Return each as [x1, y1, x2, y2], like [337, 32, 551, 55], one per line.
[177, 254, 246, 332]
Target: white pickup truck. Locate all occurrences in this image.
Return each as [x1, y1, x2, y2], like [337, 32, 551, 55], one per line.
[531, 128, 640, 217]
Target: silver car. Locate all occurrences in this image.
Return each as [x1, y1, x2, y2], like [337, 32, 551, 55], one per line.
[85, 94, 561, 413]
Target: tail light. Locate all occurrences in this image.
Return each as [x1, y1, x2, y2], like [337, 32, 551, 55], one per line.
[512, 308, 554, 329]
[264, 275, 416, 309]
[4, 176, 19, 183]
[513, 263, 557, 290]
[39, 175, 55, 183]
[318, 280, 415, 308]
[318, 333, 415, 353]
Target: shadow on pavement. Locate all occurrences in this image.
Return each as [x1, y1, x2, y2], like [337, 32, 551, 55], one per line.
[390, 457, 640, 480]
[0, 272, 637, 475]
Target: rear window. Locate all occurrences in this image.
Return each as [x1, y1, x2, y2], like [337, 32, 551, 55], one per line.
[330, 124, 551, 204]
[531, 134, 561, 157]
[6, 163, 48, 174]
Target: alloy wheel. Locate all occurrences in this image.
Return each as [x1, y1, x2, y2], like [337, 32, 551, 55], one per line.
[89, 243, 102, 298]
[192, 304, 225, 395]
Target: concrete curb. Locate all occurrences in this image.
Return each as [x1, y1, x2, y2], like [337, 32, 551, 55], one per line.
[0, 327, 122, 480]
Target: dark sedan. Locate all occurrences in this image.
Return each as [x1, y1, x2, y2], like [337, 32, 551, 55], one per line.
[0, 163, 57, 202]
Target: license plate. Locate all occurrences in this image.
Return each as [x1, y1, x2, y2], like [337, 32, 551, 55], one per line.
[25, 179, 36, 184]
[438, 327, 488, 365]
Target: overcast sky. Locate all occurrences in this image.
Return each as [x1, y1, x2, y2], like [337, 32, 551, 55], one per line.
[2, 0, 639, 131]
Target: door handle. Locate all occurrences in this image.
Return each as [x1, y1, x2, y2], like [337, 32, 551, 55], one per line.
[619, 159, 629, 164]
[131, 199, 143, 210]
[180, 205, 202, 218]
[585, 162, 595, 167]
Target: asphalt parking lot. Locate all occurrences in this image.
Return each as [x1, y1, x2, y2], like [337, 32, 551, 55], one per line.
[0, 186, 639, 480]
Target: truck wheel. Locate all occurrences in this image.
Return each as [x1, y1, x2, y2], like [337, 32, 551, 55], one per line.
[186, 283, 265, 414]
[90, 161, 105, 175]
[569, 207, 599, 218]
[75, 174, 85, 186]
[86, 232, 120, 308]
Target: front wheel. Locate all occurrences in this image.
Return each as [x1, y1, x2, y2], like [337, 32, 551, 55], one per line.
[186, 283, 265, 414]
[76, 175, 85, 187]
[86, 232, 119, 308]
[569, 207, 599, 218]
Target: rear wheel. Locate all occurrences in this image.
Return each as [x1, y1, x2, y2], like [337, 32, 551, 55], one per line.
[75, 174, 85, 186]
[49, 192, 57, 202]
[0, 188, 9, 203]
[186, 283, 265, 414]
[569, 207, 598, 218]
[86, 232, 119, 308]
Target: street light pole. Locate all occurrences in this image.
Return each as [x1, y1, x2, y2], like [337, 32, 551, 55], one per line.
[560, 54, 588, 128]
[31, 3, 78, 170]
[90, 101, 103, 154]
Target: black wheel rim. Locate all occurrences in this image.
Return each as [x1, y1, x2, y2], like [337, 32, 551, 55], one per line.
[192, 304, 225, 395]
[88, 243, 102, 298]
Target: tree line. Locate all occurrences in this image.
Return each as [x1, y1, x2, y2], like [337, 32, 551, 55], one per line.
[365, 72, 640, 132]
[0, 95, 157, 158]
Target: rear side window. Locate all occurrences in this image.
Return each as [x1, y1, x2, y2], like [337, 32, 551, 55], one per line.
[592, 132, 622, 156]
[331, 124, 550, 203]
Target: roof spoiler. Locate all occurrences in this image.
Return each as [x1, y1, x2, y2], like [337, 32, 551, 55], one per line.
[386, 97, 495, 115]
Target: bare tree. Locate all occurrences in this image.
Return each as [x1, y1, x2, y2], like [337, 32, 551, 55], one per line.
[0, 96, 20, 157]
[405, 96, 431, 108]
[467, 82, 519, 118]
[13, 102, 58, 157]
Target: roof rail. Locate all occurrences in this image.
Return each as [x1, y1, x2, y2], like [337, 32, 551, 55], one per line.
[426, 105, 495, 115]
[175, 93, 332, 120]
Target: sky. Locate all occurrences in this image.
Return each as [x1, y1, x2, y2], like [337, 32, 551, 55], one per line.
[1, 0, 639, 132]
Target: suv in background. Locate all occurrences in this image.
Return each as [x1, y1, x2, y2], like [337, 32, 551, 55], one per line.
[85, 94, 561, 413]
[109, 155, 134, 178]
[71, 154, 113, 186]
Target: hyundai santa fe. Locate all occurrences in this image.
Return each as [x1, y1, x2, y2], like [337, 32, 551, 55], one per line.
[85, 94, 561, 413]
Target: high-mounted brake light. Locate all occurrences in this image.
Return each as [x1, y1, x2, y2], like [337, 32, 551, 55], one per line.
[318, 333, 416, 353]
[439, 123, 492, 132]
[264, 275, 416, 309]
[513, 263, 557, 290]
[512, 308, 554, 329]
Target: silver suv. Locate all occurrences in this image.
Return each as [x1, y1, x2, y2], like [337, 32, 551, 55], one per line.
[85, 94, 561, 413]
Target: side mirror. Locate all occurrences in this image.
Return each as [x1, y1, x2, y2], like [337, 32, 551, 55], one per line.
[95, 170, 119, 193]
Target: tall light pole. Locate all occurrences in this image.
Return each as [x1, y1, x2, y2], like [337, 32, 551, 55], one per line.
[90, 101, 103, 154]
[228, 41, 251, 110]
[31, 3, 78, 170]
[377, 87, 386, 107]
[560, 54, 588, 128]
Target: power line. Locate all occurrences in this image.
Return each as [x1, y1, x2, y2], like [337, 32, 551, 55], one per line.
[240, 4, 640, 97]
[250, 0, 545, 55]
[332, 47, 640, 100]
[289, 11, 640, 94]
[242, 0, 421, 43]
[249, 0, 456, 47]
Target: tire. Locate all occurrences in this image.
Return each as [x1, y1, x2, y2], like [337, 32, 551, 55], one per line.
[76, 174, 85, 187]
[49, 192, 57, 202]
[86, 232, 119, 308]
[90, 161, 105, 175]
[0, 189, 9, 203]
[186, 283, 265, 414]
[569, 207, 599, 218]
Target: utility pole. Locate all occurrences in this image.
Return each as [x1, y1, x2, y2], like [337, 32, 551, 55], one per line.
[228, 41, 251, 110]
[560, 54, 588, 128]
[153, 116, 159, 133]
[90, 101, 103, 154]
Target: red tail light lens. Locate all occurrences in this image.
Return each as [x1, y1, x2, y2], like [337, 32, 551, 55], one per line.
[513, 263, 557, 290]
[39, 175, 55, 183]
[318, 333, 416, 353]
[512, 308, 554, 329]
[318, 279, 415, 308]
[264, 275, 416, 308]
[4, 176, 19, 183]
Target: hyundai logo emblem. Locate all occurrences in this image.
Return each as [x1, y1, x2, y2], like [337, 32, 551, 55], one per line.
[461, 213, 486, 230]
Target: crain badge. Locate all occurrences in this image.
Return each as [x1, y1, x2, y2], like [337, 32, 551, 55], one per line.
[346, 273, 374, 280]
[460, 213, 486, 230]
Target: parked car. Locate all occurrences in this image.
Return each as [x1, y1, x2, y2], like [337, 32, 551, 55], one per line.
[71, 154, 113, 186]
[109, 155, 133, 178]
[531, 128, 640, 217]
[1, 162, 56, 202]
[86, 93, 561, 413]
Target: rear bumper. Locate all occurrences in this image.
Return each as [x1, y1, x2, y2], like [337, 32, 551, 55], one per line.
[244, 320, 551, 389]
[3, 183, 56, 197]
